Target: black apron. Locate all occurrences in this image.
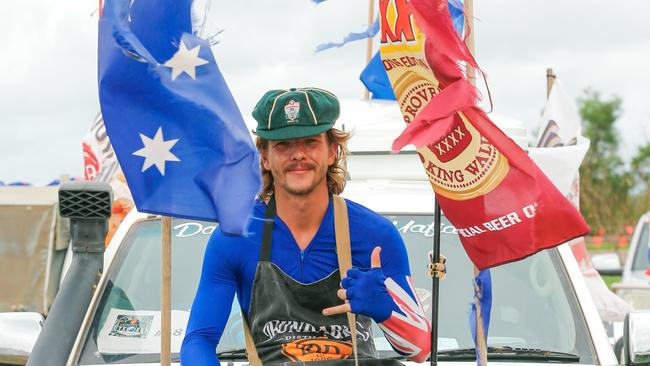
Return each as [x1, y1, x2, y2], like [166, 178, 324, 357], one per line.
[246, 196, 404, 365]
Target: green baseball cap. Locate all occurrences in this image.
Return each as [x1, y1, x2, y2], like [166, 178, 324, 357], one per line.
[252, 87, 340, 140]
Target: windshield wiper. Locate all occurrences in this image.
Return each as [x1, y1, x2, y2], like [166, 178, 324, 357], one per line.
[216, 348, 248, 360]
[376, 349, 407, 360]
[438, 346, 580, 362]
[218, 346, 579, 362]
[100, 353, 180, 363]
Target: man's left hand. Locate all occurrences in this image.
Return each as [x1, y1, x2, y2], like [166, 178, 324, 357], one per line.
[322, 246, 394, 322]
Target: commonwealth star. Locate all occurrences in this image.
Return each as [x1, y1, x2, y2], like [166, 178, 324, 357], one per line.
[132, 127, 180, 175]
[163, 41, 209, 81]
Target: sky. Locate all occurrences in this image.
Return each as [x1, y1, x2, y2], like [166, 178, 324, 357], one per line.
[1, 0, 649, 184]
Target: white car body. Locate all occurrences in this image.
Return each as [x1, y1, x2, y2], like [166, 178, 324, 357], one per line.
[64, 100, 617, 365]
[67, 179, 617, 366]
[613, 211, 650, 309]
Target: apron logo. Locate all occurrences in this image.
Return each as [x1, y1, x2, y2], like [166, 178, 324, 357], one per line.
[262, 320, 354, 341]
[284, 100, 300, 123]
[281, 338, 352, 362]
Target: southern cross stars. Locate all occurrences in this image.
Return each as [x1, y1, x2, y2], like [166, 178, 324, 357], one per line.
[163, 41, 209, 81]
[132, 127, 180, 175]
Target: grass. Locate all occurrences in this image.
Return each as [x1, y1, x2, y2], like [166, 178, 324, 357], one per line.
[586, 242, 626, 251]
[601, 275, 622, 289]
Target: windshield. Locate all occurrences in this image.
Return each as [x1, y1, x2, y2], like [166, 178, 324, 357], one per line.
[78, 215, 595, 364]
[78, 219, 212, 364]
[631, 220, 649, 271]
[386, 215, 594, 363]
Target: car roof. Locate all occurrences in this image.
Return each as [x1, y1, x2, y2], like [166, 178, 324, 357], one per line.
[342, 179, 436, 214]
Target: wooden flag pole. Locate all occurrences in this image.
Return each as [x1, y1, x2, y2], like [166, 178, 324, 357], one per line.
[363, 0, 375, 100]
[464, 0, 476, 85]
[464, 1, 488, 364]
[546, 68, 555, 98]
[161, 216, 172, 366]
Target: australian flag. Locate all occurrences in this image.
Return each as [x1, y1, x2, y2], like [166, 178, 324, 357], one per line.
[98, 0, 261, 235]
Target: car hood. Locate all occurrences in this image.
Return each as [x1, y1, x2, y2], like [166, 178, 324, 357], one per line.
[81, 362, 593, 366]
[628, 270, 650, 285]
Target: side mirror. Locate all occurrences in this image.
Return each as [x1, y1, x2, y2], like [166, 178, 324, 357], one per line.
[0, 312, 44, 365]
[624, 310, 650, 366]
[592, 252, 623, 276]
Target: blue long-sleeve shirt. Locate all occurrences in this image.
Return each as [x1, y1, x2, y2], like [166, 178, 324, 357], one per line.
[180, 197, 415, 365]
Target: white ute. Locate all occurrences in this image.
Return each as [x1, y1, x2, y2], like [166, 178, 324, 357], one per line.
[2, 100, 625, 366]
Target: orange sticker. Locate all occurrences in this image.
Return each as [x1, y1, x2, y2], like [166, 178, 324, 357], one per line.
[281, 338, 352, 362]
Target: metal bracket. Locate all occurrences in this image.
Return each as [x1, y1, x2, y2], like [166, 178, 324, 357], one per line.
[428, 253, 447, 279]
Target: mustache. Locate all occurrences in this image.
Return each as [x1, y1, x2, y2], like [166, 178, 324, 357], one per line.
[285, 162, 316, 171]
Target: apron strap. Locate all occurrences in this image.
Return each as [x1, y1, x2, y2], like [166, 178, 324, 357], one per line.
[244, 196, 274, 366]
[260, 195, 276, 262]
[243, 195, 358, 366]
[333, 195, 359, 366]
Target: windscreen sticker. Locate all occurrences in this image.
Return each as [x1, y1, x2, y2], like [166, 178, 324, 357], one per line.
[109, 314, 153, 338]
[97, 308, 190, 354]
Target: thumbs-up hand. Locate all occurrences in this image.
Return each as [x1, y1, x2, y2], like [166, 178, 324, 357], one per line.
[322, 247, 394, 323]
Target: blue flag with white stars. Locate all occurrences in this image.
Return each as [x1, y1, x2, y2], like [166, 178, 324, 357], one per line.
[98, 0, 261, 235]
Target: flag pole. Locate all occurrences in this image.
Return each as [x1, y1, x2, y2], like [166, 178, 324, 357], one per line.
[161, 216, 172, 366]
[432, 0, 480, 363]
[464, 0, 476, 85]
[546, 68, 555, 98]
[363, 0, 375, 100]
[430, 202, 442, 366]
[464, 1, 489, 364]
[472, 266, 488, 366]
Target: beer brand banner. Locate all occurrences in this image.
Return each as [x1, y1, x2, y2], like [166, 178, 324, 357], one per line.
[379, 0, 589, 269]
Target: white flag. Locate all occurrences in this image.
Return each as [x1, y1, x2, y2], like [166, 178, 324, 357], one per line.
[536, 80, 581, 147]
[529, 80, 589, 199]
[530, 79, 631, 322]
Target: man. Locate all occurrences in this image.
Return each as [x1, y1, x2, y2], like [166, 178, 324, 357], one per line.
[181, 87, 431, 365]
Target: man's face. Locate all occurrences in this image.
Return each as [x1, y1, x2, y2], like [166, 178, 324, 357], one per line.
[262, 132, 336, 196]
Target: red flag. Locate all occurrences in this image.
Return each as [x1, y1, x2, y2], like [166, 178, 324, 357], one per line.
[379, 0, 589, 269]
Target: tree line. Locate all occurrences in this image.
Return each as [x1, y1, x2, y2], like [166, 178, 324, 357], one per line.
[579, 90, 650, 235]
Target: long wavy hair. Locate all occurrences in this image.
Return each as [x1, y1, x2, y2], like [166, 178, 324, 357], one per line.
[256, 128, 351, 198]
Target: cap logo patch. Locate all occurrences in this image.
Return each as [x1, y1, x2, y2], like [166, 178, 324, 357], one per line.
[284, 100, 300, 123]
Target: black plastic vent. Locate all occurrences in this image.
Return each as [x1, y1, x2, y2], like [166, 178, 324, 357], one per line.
[59, 182, 113, 219]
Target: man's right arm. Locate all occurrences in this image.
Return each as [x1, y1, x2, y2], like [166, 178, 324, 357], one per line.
[181, 231, 238, 365]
